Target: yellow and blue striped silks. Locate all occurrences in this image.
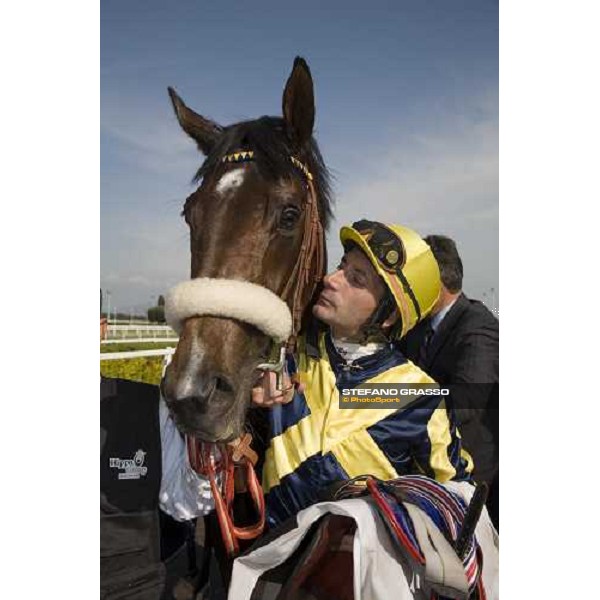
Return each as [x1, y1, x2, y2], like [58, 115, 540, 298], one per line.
[263, 330, 473, 526]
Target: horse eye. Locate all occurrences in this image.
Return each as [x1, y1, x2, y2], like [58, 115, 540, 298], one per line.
[279, 205, 301, 230]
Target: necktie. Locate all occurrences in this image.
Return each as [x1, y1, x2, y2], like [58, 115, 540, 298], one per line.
[418, 323, 435, 367]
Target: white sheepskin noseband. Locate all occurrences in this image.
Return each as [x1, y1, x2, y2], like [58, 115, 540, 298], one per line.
[165, 278, 292, 342]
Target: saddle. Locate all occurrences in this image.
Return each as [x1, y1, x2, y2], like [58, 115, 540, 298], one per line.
[242, 476, 488, 600]
[335, 475, 488, 600]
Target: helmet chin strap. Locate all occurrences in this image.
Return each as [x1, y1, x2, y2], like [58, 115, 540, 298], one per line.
[359, 287, 399, 343]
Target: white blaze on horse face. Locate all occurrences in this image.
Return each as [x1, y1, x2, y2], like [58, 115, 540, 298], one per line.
[175, 335, 206, 399]
[215, 168, 245, 196]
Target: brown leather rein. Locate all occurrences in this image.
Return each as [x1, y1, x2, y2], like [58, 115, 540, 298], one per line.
[187, 434, 265, 557]
[184, 150, 324, 557]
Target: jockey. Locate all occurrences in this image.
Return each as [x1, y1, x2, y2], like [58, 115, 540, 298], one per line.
[252, 220, 474, 527]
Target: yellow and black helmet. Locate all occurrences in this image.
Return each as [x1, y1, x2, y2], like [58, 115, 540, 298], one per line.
[340, 220, 441, 338]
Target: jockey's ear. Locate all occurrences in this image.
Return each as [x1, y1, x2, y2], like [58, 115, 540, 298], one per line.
[168, 87, 223, 155]
[282, 56, 315, 149]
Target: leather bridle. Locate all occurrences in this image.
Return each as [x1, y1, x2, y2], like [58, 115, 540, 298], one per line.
[221, 150, 325, 341]
[280, 158, 325, 341]
[183, 150, 325, 557]
[187, 434, 265, 557]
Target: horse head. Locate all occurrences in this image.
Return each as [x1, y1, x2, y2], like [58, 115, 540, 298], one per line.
[162, 57, 332, 442]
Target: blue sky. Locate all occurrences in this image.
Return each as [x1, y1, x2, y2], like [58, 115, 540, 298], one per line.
[101, 0, 498, 315]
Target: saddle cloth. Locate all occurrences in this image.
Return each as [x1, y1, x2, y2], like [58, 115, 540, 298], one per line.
[366, 476, 484, 599]
[228, 481, 498, 600]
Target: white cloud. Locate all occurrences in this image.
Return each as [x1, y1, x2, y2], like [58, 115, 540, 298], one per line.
[101, 89, 200, 176]
[326, 90, 499, 302]
[102, 86, 499, 310]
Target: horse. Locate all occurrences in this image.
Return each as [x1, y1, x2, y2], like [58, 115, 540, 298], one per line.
[162, 56, 331, 445]
[161, 58, 498, 600]
[160, 56, 334, 593]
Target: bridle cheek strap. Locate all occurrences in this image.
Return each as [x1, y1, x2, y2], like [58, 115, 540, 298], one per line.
[280, 176, 325, 338]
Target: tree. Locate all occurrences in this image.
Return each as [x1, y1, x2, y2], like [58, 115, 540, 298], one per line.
[158, 295, 165, 307]
[147, 306, 166, 323]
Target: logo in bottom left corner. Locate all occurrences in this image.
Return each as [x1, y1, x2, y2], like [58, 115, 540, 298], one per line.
[109, 449, 148, 480]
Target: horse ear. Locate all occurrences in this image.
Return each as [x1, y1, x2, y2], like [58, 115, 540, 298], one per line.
[168, 87, 223, 155]
[282, 57, 315, 148]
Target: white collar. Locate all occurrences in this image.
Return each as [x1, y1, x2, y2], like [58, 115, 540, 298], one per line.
[332, 337, 386, 363]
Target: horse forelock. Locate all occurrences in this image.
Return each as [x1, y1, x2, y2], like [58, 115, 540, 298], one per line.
[191, 116, 333, 231]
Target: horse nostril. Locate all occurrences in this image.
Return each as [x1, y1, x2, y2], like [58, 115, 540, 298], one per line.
[163, 370, 234, 404]
[215, 375, 234, 394]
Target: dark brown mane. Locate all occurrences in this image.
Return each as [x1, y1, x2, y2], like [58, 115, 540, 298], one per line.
[190, 116, 333, 230]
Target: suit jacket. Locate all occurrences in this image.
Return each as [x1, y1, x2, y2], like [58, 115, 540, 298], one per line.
[400, 293, 499, 483]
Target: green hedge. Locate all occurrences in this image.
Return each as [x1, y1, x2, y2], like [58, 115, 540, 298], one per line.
[100, 341, 177, 385]
[100, 357, 164, 385]
[101, 342, 175, 353]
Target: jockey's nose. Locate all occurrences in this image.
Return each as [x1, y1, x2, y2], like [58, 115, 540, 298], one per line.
[323, 267, 343, 290]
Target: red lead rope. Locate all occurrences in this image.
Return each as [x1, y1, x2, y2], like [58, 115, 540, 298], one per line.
[186, 433, 266, 557]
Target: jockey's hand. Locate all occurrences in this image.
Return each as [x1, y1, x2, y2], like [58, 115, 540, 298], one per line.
[251, 371, 305, 407]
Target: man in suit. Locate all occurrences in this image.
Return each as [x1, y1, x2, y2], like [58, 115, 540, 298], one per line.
[400, 235, 499, 528]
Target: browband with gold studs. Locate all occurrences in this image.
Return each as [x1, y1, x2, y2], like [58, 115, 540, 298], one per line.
[221, 151, 313, 182]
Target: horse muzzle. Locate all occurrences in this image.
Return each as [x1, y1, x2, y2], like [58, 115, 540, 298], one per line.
[161, 354, 240, 439]
[162, 277, 294, 441]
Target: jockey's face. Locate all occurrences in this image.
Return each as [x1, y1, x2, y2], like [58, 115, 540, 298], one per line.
[313, 247, 386, 339]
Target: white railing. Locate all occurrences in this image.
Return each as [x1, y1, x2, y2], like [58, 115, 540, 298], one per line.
[103, 324, 178, 341]
[101, 338, 179, 345]
[100, 347, 176, 361]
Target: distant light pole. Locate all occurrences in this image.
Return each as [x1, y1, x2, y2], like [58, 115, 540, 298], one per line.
[106, 291, 111, 323]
